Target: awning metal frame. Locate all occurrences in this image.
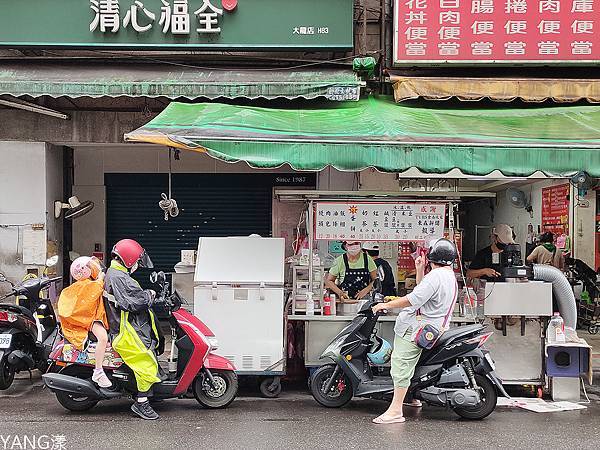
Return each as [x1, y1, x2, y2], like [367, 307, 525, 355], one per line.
[0, 96, 69, 119]
[275, 189, 497, 202]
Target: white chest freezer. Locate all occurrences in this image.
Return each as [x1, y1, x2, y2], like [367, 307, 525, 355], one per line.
[193, 236, 285, 374]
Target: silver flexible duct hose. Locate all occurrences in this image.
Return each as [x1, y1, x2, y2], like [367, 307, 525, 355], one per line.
[533, 264, 577, 330]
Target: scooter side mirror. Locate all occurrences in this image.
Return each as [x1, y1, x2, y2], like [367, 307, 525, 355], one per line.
[150, 271, 166, 285]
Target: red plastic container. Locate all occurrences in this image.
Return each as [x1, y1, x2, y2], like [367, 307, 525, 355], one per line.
[323, 294, 332, 316]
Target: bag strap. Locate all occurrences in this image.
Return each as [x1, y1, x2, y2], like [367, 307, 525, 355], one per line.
[442, 279, 459, 329]
[342, 254, 350, 272]
[149, 310, 160, 341]
[120, 310, 129, 331]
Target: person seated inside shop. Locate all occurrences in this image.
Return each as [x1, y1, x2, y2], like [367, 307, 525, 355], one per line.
[325, 241, 377, 301]
[362, 242, 397, 297]
[466, 223, 516, 281]
[526, 231, 565, 270]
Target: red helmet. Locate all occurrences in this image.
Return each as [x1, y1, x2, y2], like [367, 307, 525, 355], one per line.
[112, 239, 154, 269]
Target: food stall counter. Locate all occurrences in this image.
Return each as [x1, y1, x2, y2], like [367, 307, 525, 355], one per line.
[288, 314, 477, 367]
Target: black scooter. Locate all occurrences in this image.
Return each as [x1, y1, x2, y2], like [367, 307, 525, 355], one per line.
[0, 260, 61, 390]
[310, 274, 508, 420]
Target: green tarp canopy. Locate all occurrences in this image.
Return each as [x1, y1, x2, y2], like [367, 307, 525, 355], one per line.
[0, 63, 362, 101]
[125, 96, 600, 176]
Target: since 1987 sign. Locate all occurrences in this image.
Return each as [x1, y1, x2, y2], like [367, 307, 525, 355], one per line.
[393, 0, 600, 64]
[0, 0, 353, 50]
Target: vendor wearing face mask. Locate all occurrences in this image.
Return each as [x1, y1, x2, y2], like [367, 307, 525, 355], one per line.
[466, 224, 515, 281]
[325, 241, 378, 301]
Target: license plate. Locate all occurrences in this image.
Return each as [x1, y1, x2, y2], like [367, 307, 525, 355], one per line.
[0, 334, 12, 349]
[484, 352, 495, 371]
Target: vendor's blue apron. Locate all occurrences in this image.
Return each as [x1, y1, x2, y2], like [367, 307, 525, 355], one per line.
[339, 253, 371, 299]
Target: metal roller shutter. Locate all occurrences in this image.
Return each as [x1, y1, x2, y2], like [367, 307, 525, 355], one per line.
[105, 173, 273, 274]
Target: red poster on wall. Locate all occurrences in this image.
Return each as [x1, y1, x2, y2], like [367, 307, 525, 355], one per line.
[541, 184, 570, 236]
[397, 230, 463, 280]
[393, 0, 600, 64]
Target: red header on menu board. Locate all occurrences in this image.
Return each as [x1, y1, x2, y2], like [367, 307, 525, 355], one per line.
[393, 0, 600, 64]
[541, 184, 570, 235]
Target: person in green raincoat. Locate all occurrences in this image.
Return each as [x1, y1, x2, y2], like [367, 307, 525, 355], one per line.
[103, 239, 161, 420]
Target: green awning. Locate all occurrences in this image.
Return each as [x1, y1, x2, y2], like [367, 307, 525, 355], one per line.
[125, 96, 600, 176]
[0, 62, 362, 101]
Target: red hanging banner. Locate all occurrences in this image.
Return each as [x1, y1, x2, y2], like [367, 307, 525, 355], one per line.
[541, 184, 570, 236]
[393, 0, 600, 64]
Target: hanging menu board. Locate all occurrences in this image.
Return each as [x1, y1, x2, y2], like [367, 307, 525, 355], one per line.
[314, 202, 446, 241]
[541, 184, 570, 235]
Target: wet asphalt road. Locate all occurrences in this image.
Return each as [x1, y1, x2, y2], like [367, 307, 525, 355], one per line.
[1, 374, 600, 450]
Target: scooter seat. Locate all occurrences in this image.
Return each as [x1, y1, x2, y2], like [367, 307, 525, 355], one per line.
[434, 324, 484, 348]
[49, 339, 124, 369]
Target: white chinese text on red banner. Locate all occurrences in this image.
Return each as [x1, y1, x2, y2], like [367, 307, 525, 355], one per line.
[394, 0, 598, 64]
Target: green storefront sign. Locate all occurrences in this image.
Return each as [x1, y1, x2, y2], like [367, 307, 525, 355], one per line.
[0, 0, 353, 50]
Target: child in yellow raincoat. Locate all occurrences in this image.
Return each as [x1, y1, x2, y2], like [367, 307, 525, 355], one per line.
[57, 257, 112, 388]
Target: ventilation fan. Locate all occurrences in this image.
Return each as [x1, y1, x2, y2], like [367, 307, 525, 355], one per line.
[54, 196, 94, 220]
[570, 171, 595, 196]
[506, 188, 533, 217]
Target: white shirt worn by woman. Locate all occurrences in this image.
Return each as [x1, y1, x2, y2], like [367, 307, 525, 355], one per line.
[394, 267, 458, 341]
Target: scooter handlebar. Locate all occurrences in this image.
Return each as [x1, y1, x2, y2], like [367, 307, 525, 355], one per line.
[153, 289, 183, 312]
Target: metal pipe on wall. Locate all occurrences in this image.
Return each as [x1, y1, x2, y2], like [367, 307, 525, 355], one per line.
[363, 0, 368, 55]
[308, 200, 314, 301]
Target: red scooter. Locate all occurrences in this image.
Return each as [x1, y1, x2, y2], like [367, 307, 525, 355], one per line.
[42, 271, 237, 412]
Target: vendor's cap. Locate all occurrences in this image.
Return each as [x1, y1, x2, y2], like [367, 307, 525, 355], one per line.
[493, 223, 515, 244]
[362, 241, 379, 251]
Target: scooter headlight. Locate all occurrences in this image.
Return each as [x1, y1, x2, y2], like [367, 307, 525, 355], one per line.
[207, 336, 219, 350]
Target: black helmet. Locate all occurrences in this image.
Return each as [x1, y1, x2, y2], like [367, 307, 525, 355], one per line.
[427, 238, 457, 266]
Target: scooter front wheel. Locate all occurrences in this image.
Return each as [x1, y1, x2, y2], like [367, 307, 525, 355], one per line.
[194, 370, 238, 409]
[310, 364, 353, 408]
